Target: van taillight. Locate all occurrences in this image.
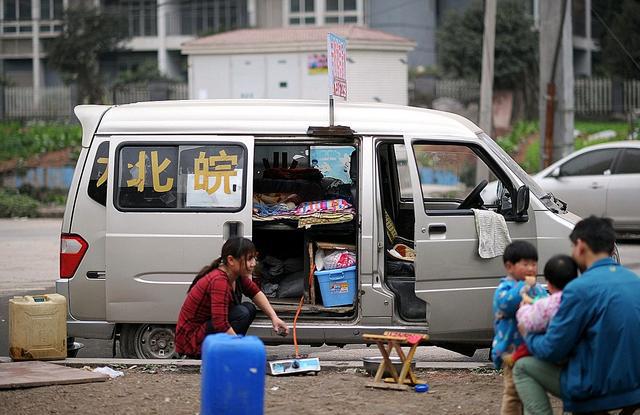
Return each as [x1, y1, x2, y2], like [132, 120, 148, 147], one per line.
[60, 234, 88, 278]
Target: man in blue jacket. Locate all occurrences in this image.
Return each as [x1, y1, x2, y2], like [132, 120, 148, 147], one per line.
[513, 216, 640, 414]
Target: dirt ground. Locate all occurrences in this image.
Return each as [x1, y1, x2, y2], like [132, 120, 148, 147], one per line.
[1, 366, 564, 414]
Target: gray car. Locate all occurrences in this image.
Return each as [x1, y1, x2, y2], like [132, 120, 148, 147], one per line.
[534, 141, 640, 233]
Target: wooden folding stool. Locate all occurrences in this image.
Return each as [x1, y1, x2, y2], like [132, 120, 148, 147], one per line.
[363, 331, 429, 391]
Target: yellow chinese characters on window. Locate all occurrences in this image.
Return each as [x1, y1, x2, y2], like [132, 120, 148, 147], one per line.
[127, 150, 174, 192]
[96, 157, 108, 188]
[194, 150, 238, 194]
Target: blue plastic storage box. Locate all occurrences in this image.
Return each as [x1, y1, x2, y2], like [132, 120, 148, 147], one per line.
[315, 265, 357, 307]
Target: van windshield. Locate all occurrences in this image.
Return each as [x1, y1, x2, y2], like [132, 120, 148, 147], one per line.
[478, 132, 548, 200]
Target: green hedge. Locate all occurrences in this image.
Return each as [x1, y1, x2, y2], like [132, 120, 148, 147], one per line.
[0, 189, 40, 217]
[0, 121, 81, 162]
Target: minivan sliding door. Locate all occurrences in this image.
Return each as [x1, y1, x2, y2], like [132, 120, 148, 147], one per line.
[105, 136, 253, 323]
[402, 137, 536, 344]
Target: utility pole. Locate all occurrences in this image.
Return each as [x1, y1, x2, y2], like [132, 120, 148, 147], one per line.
[32, 0, 42, 110]
[477, 0, 496, 181]
[479, 0, 496, 135]
[539, 0, 574, 167]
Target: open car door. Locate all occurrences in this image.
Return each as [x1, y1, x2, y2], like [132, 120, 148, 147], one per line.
[402, 136, 537, 345]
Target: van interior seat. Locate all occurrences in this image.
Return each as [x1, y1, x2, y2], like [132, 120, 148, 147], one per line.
[382, 211, 425, 322]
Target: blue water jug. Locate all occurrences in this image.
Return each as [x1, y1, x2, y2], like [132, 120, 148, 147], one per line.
[201, 334, 266, 415]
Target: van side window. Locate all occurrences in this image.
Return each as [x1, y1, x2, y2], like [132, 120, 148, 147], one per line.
[117, 146, 179, 209]
[412, 143, 498, 209]
[87, 141, 109, 206]
[178, 145, 245, 209]
[115, 144, 245, 211]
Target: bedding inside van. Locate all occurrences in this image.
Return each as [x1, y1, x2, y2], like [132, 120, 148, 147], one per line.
[251, 142, 358, 318]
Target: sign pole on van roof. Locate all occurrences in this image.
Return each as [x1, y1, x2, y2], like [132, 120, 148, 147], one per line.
[327, 33, 347, 127]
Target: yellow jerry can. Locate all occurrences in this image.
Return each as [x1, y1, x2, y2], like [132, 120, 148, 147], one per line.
[9, 294, 67, 361]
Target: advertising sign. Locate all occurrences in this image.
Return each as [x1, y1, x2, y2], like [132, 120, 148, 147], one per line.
[308, 53, 328, 75]
[327, 33, 347, 99]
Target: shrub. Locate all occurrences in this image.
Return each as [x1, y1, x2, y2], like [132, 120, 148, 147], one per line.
[0, 121, 82, 162]
[496, 121, 538, 155]
[522, 140, 540, 173]
[0, 189, 40, 217]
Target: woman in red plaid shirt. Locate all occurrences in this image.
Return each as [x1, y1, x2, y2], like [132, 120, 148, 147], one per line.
[176, 237, 289, 357]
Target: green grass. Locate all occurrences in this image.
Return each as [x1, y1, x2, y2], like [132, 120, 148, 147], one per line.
[574, 120, 628, 139]
[574, 120, 629, 150]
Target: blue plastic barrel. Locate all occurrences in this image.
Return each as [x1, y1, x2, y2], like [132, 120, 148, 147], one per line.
[201, 333, 266, 415]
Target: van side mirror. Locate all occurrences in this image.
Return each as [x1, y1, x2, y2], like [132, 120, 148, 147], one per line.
[515, 185, 530, 218]
[549, 167, 561, 178]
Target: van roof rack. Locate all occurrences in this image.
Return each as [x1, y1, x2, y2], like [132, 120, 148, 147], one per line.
[307, 125, 356, 137]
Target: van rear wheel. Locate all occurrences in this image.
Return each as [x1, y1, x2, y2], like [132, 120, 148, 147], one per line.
[120, 324, 178, 359]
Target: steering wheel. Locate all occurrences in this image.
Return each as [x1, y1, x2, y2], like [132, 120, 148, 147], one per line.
[458, 179, 488, 210]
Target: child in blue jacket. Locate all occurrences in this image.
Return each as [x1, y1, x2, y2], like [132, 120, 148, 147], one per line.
[492, 240, 547, 414]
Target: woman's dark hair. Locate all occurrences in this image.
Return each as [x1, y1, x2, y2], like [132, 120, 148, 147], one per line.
[188, 237, 257, 292]
[503, 240, 538, 264]
[569, 216, 616, 255]
[544, 254, 578, 290]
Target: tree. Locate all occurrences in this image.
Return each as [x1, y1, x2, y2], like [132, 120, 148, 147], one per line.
[437, 0, 538, 90]
[113, 61, 177, 88]
[48, 5, 129, 104]
[594, 0, 640, 78]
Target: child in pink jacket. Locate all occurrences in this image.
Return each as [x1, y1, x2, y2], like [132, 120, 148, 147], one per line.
[511, 254, 578, 363]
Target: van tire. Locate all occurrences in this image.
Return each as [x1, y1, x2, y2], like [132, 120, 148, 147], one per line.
[120, 324, 178, 359]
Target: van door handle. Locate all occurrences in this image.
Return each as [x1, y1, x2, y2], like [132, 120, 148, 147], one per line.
[428, 223, 447, 235]
[86, 271, 106, 279]
[223, 221, 242, 240]
[590, 182, 603, 189]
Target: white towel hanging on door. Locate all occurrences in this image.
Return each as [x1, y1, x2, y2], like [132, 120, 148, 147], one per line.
[472, 209, 512, 259]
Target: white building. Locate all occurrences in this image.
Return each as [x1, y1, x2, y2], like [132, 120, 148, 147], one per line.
[181, 25, 415, 105]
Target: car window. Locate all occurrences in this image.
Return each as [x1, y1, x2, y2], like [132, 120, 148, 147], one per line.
[116, 144, 246, 211]
[87, 141, 109, 206]
[411, 143, 498, 202]
[559, 149, 618, 177]
[614, 148, 640, 174]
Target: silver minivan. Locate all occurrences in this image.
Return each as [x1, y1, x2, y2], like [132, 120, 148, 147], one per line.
[57, 99, 578, 358]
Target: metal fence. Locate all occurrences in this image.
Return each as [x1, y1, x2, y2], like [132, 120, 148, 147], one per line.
[5, 79, 640, 120]
[434, 79, 480, 103]
[4, 86, 73, 119]
[1, 83, 189, 120]
[575, 78, 612, 115]
[432, 77, 640, 116]
[623, 80, 640, 114]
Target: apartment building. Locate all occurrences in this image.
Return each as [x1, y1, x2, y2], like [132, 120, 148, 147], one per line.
[0, 0, 597, 99]
[0, 0, 250, 92]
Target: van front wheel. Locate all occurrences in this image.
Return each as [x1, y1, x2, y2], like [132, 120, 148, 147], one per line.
[120, 324, 178, 359]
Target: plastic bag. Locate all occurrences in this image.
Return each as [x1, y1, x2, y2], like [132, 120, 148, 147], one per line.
[92, 366, 124, 378]
[323, 250, 356, 270]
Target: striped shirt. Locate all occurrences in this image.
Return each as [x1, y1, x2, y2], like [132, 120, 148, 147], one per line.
[175, 268, 260, 357]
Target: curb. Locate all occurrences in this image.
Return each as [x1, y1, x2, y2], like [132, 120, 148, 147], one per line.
[0, 357, 492, 371]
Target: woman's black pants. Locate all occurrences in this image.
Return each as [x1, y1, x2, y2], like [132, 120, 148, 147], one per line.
[206, 302, 257, 336]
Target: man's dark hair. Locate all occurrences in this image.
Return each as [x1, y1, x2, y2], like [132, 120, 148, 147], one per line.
[503, 240, 538, 264]
[569, 216, 616, 255]
[544, 254, 578, 289]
